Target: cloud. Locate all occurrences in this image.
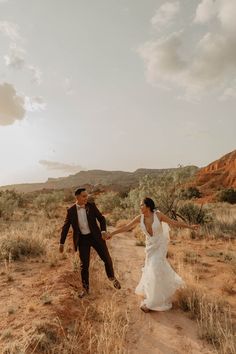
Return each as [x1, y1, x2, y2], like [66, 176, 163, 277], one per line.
[218, 0, 236, 33]
[28, 65, 42, 85]
[24, 96, 46, 112]
[4, 44, 25, 69]
[139, 0, 236, 100]
[39, 160, 84, 173]
[3, 47, 42, 85]
[64, 77, 74, 95]
[138, 31, 186, 85]
[151, 1, 180, 30]
[0, 21, 21, 41]
[1, 21, 42, 85]
[0, 82, 46, 126]
[220, 84, 236, 101]
[0, 83, 26, 125]
[194, 0, 217, 24]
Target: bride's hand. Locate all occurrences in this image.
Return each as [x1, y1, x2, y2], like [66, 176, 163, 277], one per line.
[102, 232, 112, 240]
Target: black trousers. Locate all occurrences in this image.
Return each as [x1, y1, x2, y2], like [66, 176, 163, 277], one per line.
[78, 233, 114, 290]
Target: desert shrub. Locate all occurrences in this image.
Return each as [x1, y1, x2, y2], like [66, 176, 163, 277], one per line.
[34, 191, 64, 218]
[96, 191, 122, 213]
[106, 207, 129, 225]
[0, 190, 25, 219]
[178, 203, 212, 225]
[212, 220, 236, 239]
[217, 188, 236, 204]
[63, 189, 75, 202]
[0, 232, 46, 260]
[180, 186, 201, 200]
[122, 174, 181, 218]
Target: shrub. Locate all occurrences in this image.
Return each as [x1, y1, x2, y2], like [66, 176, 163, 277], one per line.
[0, 232, 46, 260]
[180, 186, 201, 200]
[217, 188, 236, 204]
[0, 190, 20, 219]
[33, 191, 64, 218]
[178, 203, 212, 225]
[96, 192, 122, 213]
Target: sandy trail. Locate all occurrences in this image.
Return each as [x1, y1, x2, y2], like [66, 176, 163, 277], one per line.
[110, 233, 214, 354]
[0, 232, 218, 354]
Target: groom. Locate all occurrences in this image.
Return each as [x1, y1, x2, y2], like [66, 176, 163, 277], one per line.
[59, 187, 121, 297]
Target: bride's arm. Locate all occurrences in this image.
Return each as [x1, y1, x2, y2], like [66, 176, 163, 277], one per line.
[156, 211, 199, 231]
[109, 215, 141, 237]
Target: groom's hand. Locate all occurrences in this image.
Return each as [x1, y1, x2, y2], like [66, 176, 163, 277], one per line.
[102, 231, 111, 240]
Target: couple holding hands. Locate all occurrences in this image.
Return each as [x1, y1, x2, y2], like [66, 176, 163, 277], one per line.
[59, 187, 198, 312]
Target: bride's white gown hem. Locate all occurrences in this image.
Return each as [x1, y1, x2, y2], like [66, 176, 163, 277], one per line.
[135, 213, 184, 311]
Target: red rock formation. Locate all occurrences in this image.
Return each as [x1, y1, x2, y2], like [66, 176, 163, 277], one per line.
[194, 150, 236, 196]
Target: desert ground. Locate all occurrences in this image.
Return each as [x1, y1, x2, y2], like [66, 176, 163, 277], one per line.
[0, 199, 235, 353]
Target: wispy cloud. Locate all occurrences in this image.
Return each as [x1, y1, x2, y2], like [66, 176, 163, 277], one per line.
[0, 21, 21, 41]
[39, 160, 85, 173]
[4, 43, 25, 69]
[24, 96, 46, 112]
[28, 65, 42, 85]
[139, 0, 236, 100]
[63, 77, 74, 95]
[194, 0, 217, 24]
[0, 20, 43, 86]
[151, 1, 180, 30]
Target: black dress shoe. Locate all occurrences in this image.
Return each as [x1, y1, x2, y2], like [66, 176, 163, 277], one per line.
[112, 278, 121, 290]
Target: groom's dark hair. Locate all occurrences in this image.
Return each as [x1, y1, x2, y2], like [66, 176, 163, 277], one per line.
[74, 187, 86, 196]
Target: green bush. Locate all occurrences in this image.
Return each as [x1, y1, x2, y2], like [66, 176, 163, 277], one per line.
[0, 190, 19, 219]
[217, 188, 236, 204]
[96, 192, 122, 213]
[34, 191, 64, 218]
[180, 186, 201, 200]
[178, 203, 212, 225]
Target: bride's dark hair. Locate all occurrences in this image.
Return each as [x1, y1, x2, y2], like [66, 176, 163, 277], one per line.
[143, 197, 156, 212]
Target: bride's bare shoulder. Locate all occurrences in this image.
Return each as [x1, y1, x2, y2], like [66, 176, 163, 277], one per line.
[155, 210, 163, 221]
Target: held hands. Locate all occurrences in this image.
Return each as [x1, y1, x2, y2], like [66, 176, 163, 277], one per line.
[102, 231, 112, 240]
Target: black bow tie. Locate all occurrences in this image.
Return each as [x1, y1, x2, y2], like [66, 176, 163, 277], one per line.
[77, 205, 85, 209]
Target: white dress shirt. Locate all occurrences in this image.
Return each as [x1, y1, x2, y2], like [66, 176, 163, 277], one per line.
[76, 204, 91, 235]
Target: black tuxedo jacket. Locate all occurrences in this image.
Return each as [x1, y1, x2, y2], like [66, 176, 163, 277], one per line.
[60, 202, 106, 251]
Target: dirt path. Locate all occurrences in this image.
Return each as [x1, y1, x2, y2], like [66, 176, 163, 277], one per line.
[110, 233, 214, 354]
[0, 232, 218, 353]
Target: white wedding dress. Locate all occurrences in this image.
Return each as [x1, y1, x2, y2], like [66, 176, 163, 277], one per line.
[135, 212, 184, 311]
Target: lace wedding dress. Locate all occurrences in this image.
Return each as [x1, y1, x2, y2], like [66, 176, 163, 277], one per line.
[135, 212, 184, 311]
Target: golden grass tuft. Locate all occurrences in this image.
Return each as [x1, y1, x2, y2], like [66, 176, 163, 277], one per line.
[177, 285, 236, 354]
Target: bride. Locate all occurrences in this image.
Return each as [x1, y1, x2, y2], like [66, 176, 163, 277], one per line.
[106, 197, 199, 313]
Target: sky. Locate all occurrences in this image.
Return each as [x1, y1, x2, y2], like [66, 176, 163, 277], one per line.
[0, 0, 235, 186]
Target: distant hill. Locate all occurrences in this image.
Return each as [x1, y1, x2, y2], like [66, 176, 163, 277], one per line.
[0, 166, 198, 193]
[192, 150, 236, 195]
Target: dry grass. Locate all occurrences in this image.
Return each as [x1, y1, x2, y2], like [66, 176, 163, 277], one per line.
[203, 203, 236, 239]
[133, 226, 145, 247]
[0, 218, 129, 354]
[221, 279, 236, 296]
[177, 285, 236, 354]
